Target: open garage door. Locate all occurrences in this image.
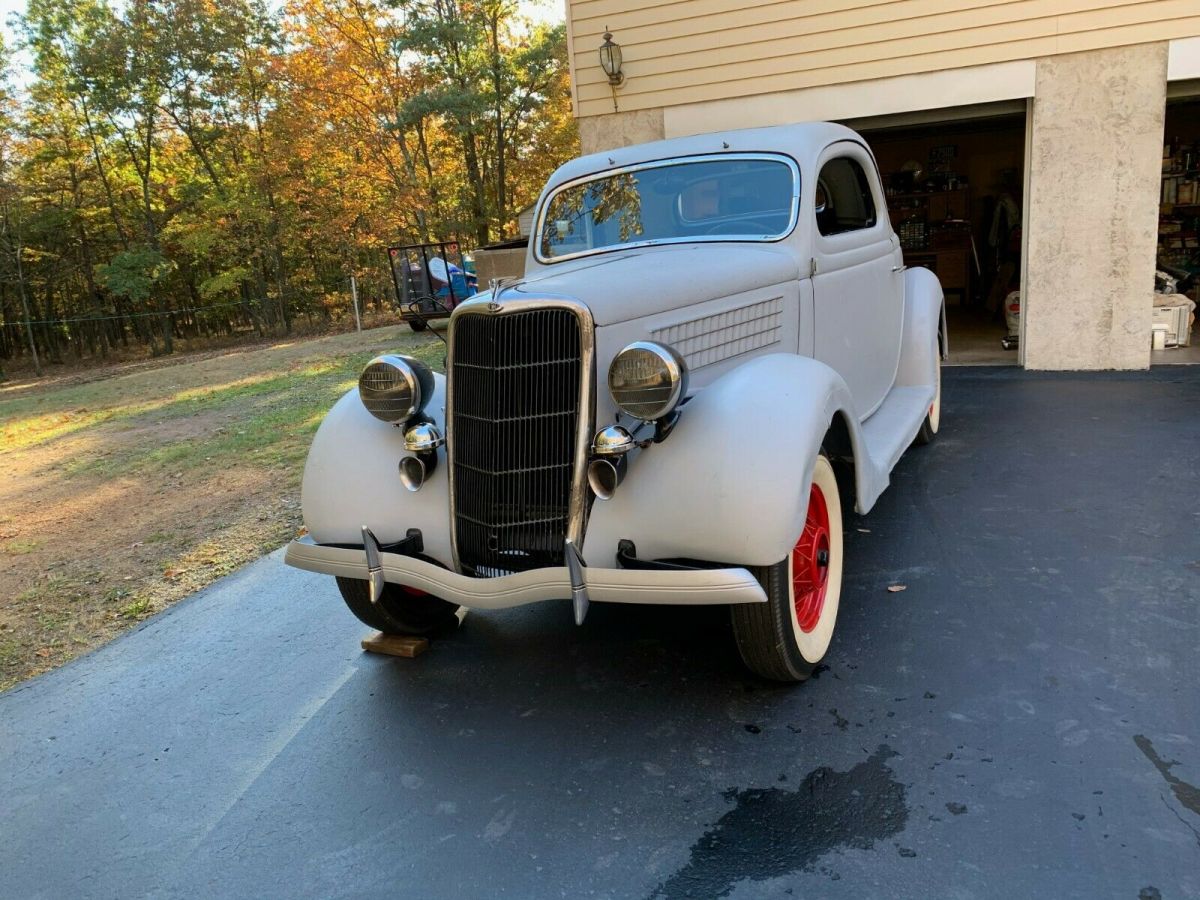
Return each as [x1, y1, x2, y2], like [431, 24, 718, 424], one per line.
[849, 106, 1029, 366]
[1155, 91, 1200, 364]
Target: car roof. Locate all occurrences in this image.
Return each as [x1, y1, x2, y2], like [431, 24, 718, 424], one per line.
[547, 122, 863, 187]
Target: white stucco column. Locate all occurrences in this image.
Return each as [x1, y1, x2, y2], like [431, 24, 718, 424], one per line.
[1023, 44, 1167, 370]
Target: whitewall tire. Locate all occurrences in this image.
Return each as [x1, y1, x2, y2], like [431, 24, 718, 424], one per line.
[915, 337, 942, 445]
[731, 453, 844, 682]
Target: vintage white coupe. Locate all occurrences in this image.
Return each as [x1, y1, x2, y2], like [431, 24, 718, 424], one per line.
[285, 123, 946, 682]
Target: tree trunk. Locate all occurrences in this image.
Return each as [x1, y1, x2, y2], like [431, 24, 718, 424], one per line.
[489, 11, 507, 235]
[13, 239, 42, 377]
[461, 132, 490, 246]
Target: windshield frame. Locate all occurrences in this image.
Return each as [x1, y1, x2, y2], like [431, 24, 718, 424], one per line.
[532, 152, 802, 265]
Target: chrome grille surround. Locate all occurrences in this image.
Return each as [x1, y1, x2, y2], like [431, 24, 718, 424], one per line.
[446, 298, 596, 576]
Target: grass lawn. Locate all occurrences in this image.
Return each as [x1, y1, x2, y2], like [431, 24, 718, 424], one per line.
[0, 324, 441, 690]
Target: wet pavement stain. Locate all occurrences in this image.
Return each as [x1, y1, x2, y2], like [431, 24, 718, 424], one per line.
[649, 746, 908, 899]
[1134, 735, 1200, 817]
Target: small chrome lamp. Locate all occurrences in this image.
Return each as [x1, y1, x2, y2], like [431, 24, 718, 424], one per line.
[599, 31, 624, 86]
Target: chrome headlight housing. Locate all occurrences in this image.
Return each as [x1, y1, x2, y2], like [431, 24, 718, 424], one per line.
[358, 354, 435, 424]
[607, 341, 688, 421]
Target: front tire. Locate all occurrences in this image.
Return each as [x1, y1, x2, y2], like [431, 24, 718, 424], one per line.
[731, 454, 844, 682]
[336, 576, 459, 636]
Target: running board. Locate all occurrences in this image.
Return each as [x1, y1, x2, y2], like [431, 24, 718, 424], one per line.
[852, 383, 936, 513]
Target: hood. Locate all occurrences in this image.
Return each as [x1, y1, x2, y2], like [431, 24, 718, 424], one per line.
[511, 244, 800, 326]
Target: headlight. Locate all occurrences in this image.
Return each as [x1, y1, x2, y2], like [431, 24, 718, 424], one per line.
[358, 354, 434, 424]
[607, 341, 688, 421]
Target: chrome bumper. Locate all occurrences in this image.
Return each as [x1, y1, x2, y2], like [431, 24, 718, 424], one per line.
[284, 537, 767, 610]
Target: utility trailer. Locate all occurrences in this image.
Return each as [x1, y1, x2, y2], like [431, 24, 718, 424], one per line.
[386, 241, 477, 332]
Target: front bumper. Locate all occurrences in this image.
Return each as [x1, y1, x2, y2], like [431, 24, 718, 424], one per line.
[284, 537, 767, 610]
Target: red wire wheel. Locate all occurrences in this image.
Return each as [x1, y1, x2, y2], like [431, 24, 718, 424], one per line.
[791, 481, 832, 633]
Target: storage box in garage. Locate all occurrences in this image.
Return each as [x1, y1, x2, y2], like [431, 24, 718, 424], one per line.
[1151, 296, 1194, 347]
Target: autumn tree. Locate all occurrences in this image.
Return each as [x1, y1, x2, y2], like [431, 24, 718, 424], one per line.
[0, 35, 43, 375]
[394, 0, 573, 244]
[0, 0, 578, 371]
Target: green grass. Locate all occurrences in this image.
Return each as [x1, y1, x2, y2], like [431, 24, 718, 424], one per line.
[52, 339, 445, 481]
[0, 326, 444, 456]
[63, 362, 364, 478]
[119, 598, 154, 620]
[0, 639, 21, 668]
[2, 539, 43, 555]
[102, 586, 134, 604]
[4, 362, 336, 457]
[35, 610, 73, 631]
[15, 576, 76, 605]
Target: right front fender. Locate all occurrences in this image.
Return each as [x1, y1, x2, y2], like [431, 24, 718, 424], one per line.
[582, 353, 866, 568]
[300, 375, 455, 564]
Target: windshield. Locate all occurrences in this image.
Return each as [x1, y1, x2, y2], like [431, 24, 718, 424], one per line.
[536, 154, 798, 263]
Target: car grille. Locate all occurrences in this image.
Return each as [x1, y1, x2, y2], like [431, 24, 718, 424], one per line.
[449, 307, 586, 576]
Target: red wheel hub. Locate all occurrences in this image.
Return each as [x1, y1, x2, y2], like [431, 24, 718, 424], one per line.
[792, 481, 831, 633]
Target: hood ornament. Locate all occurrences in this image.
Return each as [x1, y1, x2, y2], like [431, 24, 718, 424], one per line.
[488, 277, 520, 311]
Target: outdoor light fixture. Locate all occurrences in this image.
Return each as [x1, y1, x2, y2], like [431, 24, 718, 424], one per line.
[599, 31, 623, 86]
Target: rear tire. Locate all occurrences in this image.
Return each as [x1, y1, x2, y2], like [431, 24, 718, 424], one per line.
[407, 317, 429, 333]
[731, 454, 844, 682]
[336, 575, 458, 636]
[914, 337, 942, 445]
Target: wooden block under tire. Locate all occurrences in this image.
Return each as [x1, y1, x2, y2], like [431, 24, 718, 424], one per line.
[361, 632, 429, 658]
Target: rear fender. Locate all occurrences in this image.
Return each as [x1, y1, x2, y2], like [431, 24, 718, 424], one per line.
[583, 353, 865, 568]
[896, 266, 946, 388]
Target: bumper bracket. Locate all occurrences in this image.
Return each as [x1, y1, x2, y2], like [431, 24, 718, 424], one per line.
[564, 538, 589, 625]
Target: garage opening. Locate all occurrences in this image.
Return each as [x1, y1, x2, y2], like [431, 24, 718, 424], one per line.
[853, 109, 1028, 366]
[1155, 92, 1200, 364]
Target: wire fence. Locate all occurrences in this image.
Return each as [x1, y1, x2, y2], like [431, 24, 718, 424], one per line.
[0, 281, 399, 369]
[2, 298, 264, 328]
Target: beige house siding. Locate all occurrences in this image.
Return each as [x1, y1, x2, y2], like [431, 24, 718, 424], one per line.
[569, 0, 1200, 118]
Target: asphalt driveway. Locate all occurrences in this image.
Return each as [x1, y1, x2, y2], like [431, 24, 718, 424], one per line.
[2, 367, 1198, 899]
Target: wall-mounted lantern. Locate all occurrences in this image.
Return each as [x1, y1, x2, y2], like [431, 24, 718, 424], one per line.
[599, 31, 624, 86]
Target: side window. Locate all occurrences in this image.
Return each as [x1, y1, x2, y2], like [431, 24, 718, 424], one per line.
[815, 156, 877, 236]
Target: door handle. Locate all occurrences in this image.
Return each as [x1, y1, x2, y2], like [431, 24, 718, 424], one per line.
[892, 265, 907, 273]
